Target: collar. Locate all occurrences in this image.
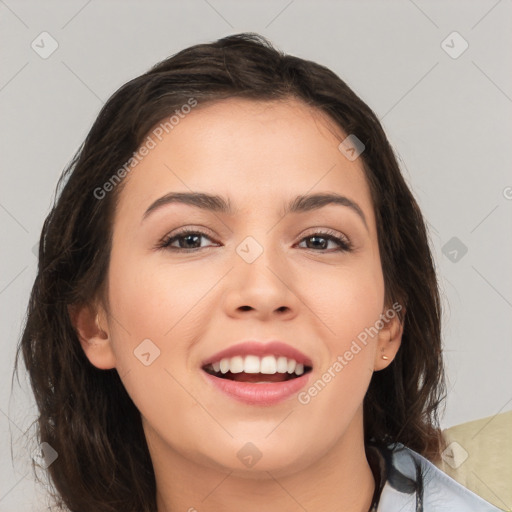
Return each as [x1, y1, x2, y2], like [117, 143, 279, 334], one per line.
[365, 441, 503, 512]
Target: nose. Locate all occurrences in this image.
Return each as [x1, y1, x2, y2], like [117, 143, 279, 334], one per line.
[222, 240, 299, 321]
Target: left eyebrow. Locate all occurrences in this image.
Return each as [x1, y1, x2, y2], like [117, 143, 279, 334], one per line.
[142, 191, 368, 231]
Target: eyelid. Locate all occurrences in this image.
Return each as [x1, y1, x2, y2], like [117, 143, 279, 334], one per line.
[161, 225, 216, 240]
[299, 227, 350, 243]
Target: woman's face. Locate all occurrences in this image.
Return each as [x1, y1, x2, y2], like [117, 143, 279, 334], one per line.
[90, 97, 399, 476]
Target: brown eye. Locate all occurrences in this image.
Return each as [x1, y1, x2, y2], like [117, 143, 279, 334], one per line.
[157, 228, 352, 253]
[297, 231, 352, 252]
[158, 230, 217, 251]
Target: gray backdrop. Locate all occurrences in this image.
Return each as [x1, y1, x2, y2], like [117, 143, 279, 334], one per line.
[1, 1, 511, 510]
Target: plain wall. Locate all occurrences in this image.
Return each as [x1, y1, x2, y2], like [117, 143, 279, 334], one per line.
[1, 1, 511, 510]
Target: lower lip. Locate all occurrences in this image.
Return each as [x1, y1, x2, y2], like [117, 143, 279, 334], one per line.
[202, 370, 312, 406]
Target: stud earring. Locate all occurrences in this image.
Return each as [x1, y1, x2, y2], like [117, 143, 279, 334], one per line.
[382, 355, 389, 360]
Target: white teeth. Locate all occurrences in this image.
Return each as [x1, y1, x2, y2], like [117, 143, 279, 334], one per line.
[260, 355, 277, 374]
[219, 358, 230, 374]
[276, 356, 288, 373]
[287, 359, 296, 374]
[244, 355, 260, 373]
[229, 356, 244, 373]
[208, 355, 308, 376]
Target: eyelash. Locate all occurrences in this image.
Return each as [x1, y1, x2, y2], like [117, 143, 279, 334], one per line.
[156, 228, 353, 253]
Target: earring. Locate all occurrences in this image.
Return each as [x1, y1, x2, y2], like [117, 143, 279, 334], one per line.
[382, 355, 389, 360]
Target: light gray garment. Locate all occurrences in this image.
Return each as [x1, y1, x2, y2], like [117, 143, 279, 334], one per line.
[377, 443, 504, 511]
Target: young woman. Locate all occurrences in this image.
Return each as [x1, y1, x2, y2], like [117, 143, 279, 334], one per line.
[17, 33, 502, 512]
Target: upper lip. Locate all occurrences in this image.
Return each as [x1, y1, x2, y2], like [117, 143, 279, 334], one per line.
[201, 341, 313, 368]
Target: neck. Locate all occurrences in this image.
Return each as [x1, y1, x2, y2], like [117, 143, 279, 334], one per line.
[149, 410, 375, 512]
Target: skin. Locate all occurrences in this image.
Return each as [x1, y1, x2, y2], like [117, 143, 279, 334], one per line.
[71, 97, 403, 512]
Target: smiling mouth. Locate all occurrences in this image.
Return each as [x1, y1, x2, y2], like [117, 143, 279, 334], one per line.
[202, 364, 312, 383]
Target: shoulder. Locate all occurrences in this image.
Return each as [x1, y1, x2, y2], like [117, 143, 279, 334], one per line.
[377, 443, 504, 512]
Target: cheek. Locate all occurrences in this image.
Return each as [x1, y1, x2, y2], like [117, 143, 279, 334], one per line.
[297, 272, 381, 427]
[105, 255, 201, 430]
[302, 257, 385, 344]
[107, 251, 212, 340]
[105, 251, 218, 394]
[298, 257, 384, 400]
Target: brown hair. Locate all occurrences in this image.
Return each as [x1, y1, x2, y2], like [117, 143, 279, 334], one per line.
[15, 32, 446, 512]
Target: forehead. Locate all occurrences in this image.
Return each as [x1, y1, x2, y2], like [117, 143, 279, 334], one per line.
[114, 97, 375, 229]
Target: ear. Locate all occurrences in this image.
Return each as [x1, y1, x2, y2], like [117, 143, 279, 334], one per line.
[67, 303, 117, 370]
[373, 305, 405, 371]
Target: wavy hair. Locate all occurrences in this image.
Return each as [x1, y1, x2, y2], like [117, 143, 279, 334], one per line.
[15, 32, 447, 511]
